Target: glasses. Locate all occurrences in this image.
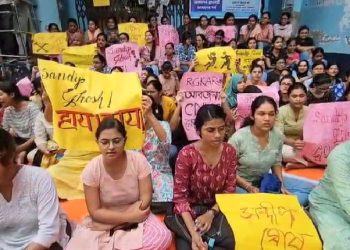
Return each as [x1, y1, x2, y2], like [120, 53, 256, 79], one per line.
[98, 138, 124, 147]
[281, 81, 292, 86]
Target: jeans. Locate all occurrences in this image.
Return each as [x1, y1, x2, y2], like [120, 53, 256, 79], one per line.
[0, 4, 19, 56]
[235, 174, 316, 206]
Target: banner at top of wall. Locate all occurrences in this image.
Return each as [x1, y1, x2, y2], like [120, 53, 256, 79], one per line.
[190, 0, 261, 19]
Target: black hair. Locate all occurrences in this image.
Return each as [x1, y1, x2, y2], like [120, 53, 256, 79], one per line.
[246, 37, 257, 49]
[0, 128, 16, 166]
[296, 60, 310, 78]
[312, 61, 326, 70]
[161, 16, 169, 24]
[148, 95, 164, 121]
[181, 31, 192, 44]
[148, 15, 157, 23]
[97, 32, 108, 41]
[196, 34, 208, 48]
[248, 14, 258, 22]
[281, 12, 291, 19]
[184, 13, 191, 19]
[93, 54, 107, 66]
[280, 75, 295, 86]
[242, 95, 278, 127]
[250, 64, 263, 73]
[313, 73, 332, 86]
[194, 104, 226, 132]
[161, 61, 173, 72]
[64, 62, 76, 67]
[32, 76, 43, 95]
[165, 42, 175, 50]
[199, 15, 208, 22]
[342, 84, 350, 101]
[286, 37, 296, 46]
[48, 23, 59, 32]
[107, 16, 117, 24]
[252, 58, 265, 67]
[145, 30, 156, 61]
[119, 32, 130, 41]
[215, 29, 225, 38]
[95, 118, 127, 139]
[0, 80, 27, 102]
[129, 16, 137, 22]
[111, 66, 124, 72]
[243, 85, 262, 93]
[312, 47, 325, 57]
[209, 16, 217, 23]
[147, 79, 162, 92]
[67, 18, 78, 25]
[223, 12, 235, 24]
[262, 11, 271, 19]
[88, 18, 98, 26]
[287, 82, 307, 96]
[298, 25, 310, 34]
[272, 35, 284, 45]
[280, 68, 291, 76]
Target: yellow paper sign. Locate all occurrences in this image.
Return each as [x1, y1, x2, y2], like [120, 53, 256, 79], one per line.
[195, 47, 236, 73]
[32, 32, 67, 55]
[93, 0, 110, 6]
[38, 60, 144, 151]
[216, 194, 322, 250]
[118, 23, 148, 46]
[235, 49, 263, 75]
[62, 44, 97, 68]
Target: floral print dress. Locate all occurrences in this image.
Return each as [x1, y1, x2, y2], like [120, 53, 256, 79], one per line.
[142, 121, 173, 202]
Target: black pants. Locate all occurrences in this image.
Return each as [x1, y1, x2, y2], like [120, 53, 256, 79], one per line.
[169, 213, 235, 250]
[0, 4, 19, 56]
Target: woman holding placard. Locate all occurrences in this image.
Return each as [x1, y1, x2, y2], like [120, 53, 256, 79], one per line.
[165, 104, 236, 250]
[229, 96, 311, 205]
[140, 31, 160, 75]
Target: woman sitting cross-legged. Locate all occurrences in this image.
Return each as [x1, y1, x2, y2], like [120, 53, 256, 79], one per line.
[165, 104, 236, 250]
[65, 118, 172, 250]
[229, 95, 312, 206]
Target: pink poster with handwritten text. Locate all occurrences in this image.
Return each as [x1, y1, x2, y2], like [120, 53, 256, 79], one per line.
[158, 25, 179, 57]
[206, 25, 237, 43]
[302, 102, 350, 165]
[106, 42, 141, 72]
[236, 90, 279, 130]
[180, 72, 223, 141]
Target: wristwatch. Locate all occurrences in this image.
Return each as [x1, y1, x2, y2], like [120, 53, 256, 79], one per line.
[208, 208, 219, 217]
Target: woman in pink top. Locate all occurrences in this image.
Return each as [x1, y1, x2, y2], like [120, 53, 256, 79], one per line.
[165, 104, 236, 250]
[245, 65, 267, 87]
[286, 38, 300, 68]
[239, 14, 261, 45]
[140, 31, 160, 75]
[84, 19, 102, 44]
[257, 11, 274, 49]
[65, 118, 172, 250]
[223, 12, 238, 40]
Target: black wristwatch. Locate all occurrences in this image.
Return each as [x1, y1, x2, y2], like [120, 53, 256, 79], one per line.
[208, 208, 219, 217]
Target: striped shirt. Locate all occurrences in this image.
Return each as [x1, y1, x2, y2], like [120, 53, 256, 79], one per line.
[2, 101, 41, 139]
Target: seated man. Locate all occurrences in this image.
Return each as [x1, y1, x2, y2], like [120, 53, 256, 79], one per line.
[309, 140, 350, 250]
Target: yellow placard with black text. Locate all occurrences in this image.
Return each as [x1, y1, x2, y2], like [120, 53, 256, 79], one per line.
[216, 194, 322, 250]
[38, 60, 144, 151]
[118, 23, 148, 46]
[32, 32, 67, 55]
[62, 44, 97, 68]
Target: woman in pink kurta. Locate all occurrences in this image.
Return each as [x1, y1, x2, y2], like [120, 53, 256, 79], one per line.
[65, 118, 172, 250]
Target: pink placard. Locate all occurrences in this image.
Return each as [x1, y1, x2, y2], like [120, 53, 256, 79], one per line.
[302, 102, 350, 165]
[206, 25, 237, 43]
[235, 89, 280, 130]
[158, 25, 179, 57]
[106, 42, 141, 72]
[180, 72, 223, 141]
[16, 77, 33, 97]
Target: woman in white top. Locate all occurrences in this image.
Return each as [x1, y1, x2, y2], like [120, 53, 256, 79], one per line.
[0, 128, 68, 250]
[273, 12, 293, 42]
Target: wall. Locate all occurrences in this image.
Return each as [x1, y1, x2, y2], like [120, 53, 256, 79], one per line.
[298, 0, 350, 54]
[35, 0, 61, 31]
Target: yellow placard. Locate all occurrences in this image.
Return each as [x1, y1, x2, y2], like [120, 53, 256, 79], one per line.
[38, 60, 144, 151]
[235, 49, 263, 75]
[62, 44, 97, 68]
[32, 32, 67, 55]
[93, 0, 110, 7]
[118, 23, 148, 46]
[195, 47, 236, 73]
[216, 194, 322, 250]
